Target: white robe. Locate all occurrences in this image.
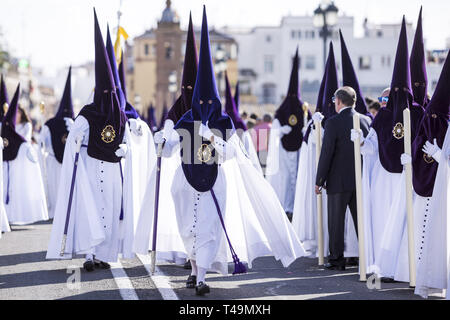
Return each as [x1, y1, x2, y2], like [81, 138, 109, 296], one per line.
[360, 128, 403, 274]
[241, 130, 263, 174]
[292, 125, 359, 258]
[136, 130, 307, 275]
[376, 172, 431, 282]
[2, 133, 48, 225]
[414, 127, 450, 298]
[38, 124, 67, 219]
[133, 120, 188, 264]
[266, 119, 299, 213]
[16, 122, 32, 142]
[0, 142, 10, 235]
[46, 116, 137, 262]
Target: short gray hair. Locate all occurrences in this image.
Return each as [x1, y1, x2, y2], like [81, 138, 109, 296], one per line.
[334, 86, 357, 107]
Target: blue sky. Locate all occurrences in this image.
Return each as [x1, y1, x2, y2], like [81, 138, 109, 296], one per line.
[0, 0, 449, 74]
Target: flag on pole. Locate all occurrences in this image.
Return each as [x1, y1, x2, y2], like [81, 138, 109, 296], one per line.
[114, 26, 129, 64]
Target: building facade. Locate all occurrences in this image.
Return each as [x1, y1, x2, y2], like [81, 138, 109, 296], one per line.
[224, 14, 444, 109]
[125, 0, 238, 120]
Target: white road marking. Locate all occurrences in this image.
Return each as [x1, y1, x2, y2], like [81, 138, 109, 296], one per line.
[137, 253, 179, 300]
[109, 260, 139, 300]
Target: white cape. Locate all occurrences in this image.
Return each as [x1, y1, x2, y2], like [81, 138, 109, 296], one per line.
[360, 128, 403, 274]
[135, 133, 307, 274]
[46, 116, 137, 262]
[38, 124, 62, 219]
[3, 142, 48, 225]
[0, 142, 10, 235]
[266, 119, 298, 212]
[414, 127, 450, 298]
[241, 130, 263, 174]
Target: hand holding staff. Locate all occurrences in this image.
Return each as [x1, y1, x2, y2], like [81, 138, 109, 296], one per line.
[150, 120, 173, 274]
[150, 140, 164, 274]
[403, 108, 416, 287]
[314, 119, 324, 266]
[352, 113, 367, 282]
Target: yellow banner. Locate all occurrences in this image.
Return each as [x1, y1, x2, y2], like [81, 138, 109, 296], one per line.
[114, 26, 129, 64]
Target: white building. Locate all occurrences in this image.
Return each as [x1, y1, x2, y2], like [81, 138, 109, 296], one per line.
[223, 14, 444, 107]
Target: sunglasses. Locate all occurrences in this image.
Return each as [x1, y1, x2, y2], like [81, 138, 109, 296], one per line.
[378, 96, 389, 103]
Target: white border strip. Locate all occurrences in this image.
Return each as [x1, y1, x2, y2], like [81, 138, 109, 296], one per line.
[137, 253, 179, 300]
[109, 260, 139, 300]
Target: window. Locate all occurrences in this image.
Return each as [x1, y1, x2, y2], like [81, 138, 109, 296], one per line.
[165, 42, 173, 60]
[262, 83, 276, 104]
[266, 35, 271, 42]
[144, 44, 149, 56]
[291, 30, 296, 39]
[305, 55, 316, 70]
[359, 56, 371, 70]
[377, 30, 383, 38]
[264, 55, 274, 74]
[230, 44, 237, 59]
[297, 31, 302, 39]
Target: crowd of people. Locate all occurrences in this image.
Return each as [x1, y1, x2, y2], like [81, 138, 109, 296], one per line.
[0, 6, 448, 299]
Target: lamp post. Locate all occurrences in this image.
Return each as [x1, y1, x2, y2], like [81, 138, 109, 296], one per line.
[313, 0, 338, 72]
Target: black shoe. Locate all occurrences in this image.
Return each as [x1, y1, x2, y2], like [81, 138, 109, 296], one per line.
[286, 212, 293, 222]
[94, 259, 111, 269]
[83, 260, 95, 272]
[186, 275, 197, 289]
[195, 281, 210, 296]
[184, 260, 192, 270]
[381, 277, 397, 283]
[324, 262, 345, 271]
[346, 257, 359, 266]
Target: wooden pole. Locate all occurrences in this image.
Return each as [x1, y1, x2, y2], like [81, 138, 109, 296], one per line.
[315, 120, 324, 266]
[352, 113, 367, 281]
[403, 108, 416, 287]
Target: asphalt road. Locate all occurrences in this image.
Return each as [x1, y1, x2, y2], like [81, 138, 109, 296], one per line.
[0, 220, 443, 300]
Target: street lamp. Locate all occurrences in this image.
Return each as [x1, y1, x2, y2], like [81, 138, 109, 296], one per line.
[313, 0, 338, 72]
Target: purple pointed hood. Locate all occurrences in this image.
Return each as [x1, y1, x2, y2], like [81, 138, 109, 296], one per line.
[371, 16, 415, 173]
[174, 5, 234, 193]
[412, 49, 450, 197]
[304, 42, 337, 143]
[0, 74, 8, 121]
[321, 42, 339, 120]
[55, 67, 74, 119]
[1, 84, 25, 161]
[146, 104, 157, 132]
[410, 7, 429, 108]
[174, 6, 233, 132]
[234, 81, 240, 112]
[78, 8, 127, 163]
[274, 47, 310, 151]
[167, 12, 198, 124]
[106, 25, 126, 110]
[44, 67, 74, 163]
[117, 50, 140, 119]
[158, 103, 168, 131]
[339, 30, 369, 116]
[224, 72, 247, 132]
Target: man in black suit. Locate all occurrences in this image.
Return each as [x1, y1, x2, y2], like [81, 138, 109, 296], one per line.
[315, 86, 370, 270]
